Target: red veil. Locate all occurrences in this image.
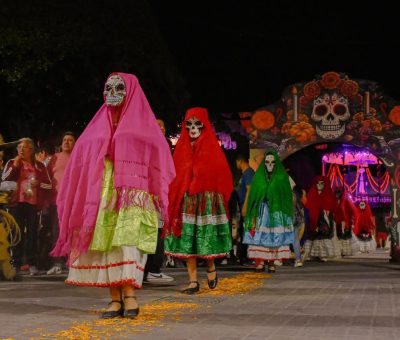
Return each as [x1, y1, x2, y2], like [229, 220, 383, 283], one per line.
[334, 187, 358, 230]
[305, 175, 336, 233]
[354, 201, 375, 236]
[165, 107, 233, 237]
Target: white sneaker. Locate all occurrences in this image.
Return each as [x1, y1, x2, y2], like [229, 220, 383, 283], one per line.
[165, 256, 175, 268]
[220, 259, 228, 265]
[47, 266, 62, 275]
[146, 272, 174, 283]
[29, 265, 39, 276]
[274, 260, 283, 266]
[294, 260, 303, 267]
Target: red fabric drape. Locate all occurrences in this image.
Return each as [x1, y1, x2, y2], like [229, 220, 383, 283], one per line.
[334, 188, 358, 230]
[305, 175, 337, 233]
[165, 107, 233, 237]
[354, 202, 375, 236]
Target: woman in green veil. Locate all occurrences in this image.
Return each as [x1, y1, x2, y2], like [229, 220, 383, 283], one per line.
[243, 150, 294, 272]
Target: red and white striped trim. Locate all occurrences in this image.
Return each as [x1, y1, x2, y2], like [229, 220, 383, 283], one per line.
[70, 260, 144, 271]
[165, 251, 228, 259]
[65, 278, 142, 288]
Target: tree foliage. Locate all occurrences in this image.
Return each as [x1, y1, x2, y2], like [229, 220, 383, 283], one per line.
[0, 0, 190, 146]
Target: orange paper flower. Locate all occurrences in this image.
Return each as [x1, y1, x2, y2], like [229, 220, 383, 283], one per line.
[340, 79, 359, 97]
[320, 71, 341, 89]
[303, 81, 321, 100]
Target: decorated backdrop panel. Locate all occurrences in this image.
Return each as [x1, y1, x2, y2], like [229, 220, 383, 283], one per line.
[247, 71, 400, 260]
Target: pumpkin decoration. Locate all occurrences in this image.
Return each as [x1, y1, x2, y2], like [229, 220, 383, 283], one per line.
[370, 119, 382, 133]
[251, 110, 275, 130]
[287, 110, 309, 123]
[281, 122, 292, 135]
[289, 122, 315, 143]
[389, 105, 400, 126]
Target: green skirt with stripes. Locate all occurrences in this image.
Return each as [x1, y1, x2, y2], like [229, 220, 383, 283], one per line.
[164, 192, 232, 259]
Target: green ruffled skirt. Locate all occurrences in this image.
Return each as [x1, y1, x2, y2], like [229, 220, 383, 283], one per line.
[164, 192, 232, 259]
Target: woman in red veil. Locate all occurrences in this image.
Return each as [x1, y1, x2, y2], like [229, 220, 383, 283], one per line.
[303, 175, 336, 262]
[164, 107, 233, 294]
[355, 200, 376, 253]
[334, 187, 359, 256]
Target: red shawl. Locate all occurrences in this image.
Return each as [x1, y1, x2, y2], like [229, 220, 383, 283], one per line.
[354, 201, 375, 236]
[305, 175, 336, 233]
[165, 107, 233, 237]
[334, 188, 358, 230]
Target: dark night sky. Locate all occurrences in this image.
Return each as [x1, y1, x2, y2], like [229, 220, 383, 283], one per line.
[2, 1, 400, 144]
[149, 2, 400, 114]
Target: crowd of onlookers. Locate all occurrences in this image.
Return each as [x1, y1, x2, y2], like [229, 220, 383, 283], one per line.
[0, 132, 76, 276]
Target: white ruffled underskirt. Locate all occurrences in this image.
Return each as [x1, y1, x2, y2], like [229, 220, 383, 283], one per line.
[303, 239, 335, 260]
[247, 245, 291, 261]
[66, 246, 147, 288]
[358, 238, 377, 253]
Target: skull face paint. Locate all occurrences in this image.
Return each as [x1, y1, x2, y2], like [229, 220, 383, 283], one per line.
[359, 201, 366, 210]
[311, 92, 350, 139]
[316, 180, 325, 192]
[185, 116, 204, 140]
[104, 75, 126, 107]
[265, 154, 275, 173]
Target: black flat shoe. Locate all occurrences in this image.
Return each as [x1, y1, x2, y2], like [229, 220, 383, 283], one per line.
[255, 265, 265, 273]
[268, 265, 276, 273]
[101, 300, 124, 319]
[181, 280, 200, 294]
[206, 268, 218, 289]
[123, 296, 139, 319]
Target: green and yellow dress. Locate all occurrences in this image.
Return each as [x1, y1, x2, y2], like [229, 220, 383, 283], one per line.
[66, 159, 159, 287]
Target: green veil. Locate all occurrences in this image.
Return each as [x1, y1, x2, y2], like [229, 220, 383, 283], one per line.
[244, 150, 293, 231]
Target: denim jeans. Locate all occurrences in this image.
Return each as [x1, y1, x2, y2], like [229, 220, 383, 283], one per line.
[293, 227, 301, 260]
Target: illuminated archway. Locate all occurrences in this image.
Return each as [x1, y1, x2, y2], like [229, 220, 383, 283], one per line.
[247, 71, 400, 261]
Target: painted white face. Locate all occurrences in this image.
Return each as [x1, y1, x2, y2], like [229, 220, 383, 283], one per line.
[265, 154, 275, 173]
[359, 201, 366, 210]
[316, 180, 325, 191]
[104, 75, 126, 107]
[185, 116, 204, 140]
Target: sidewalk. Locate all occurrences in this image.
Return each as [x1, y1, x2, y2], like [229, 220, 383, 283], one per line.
[1, 259, 400, 339]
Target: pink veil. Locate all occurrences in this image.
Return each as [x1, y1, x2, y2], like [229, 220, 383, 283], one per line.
[51, 73, 175, 262]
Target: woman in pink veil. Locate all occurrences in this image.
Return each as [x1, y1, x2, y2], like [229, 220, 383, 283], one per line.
[51, 72, 175, 319]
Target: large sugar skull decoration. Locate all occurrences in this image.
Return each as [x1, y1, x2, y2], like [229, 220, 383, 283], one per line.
[311, 92, 350, 139]
[265, 154, 276, 173]
[104, 75, 126, 107]
[185, 116, 204, 140]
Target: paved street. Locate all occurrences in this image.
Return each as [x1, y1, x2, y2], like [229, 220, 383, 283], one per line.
[1, 253, 400, 339]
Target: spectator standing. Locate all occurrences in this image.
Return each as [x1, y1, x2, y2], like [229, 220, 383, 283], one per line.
[143, 119, 173, 283]
[2, 138, 52, 275]
[235, 154, 254, 265]
[46, 132, 76, 275]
